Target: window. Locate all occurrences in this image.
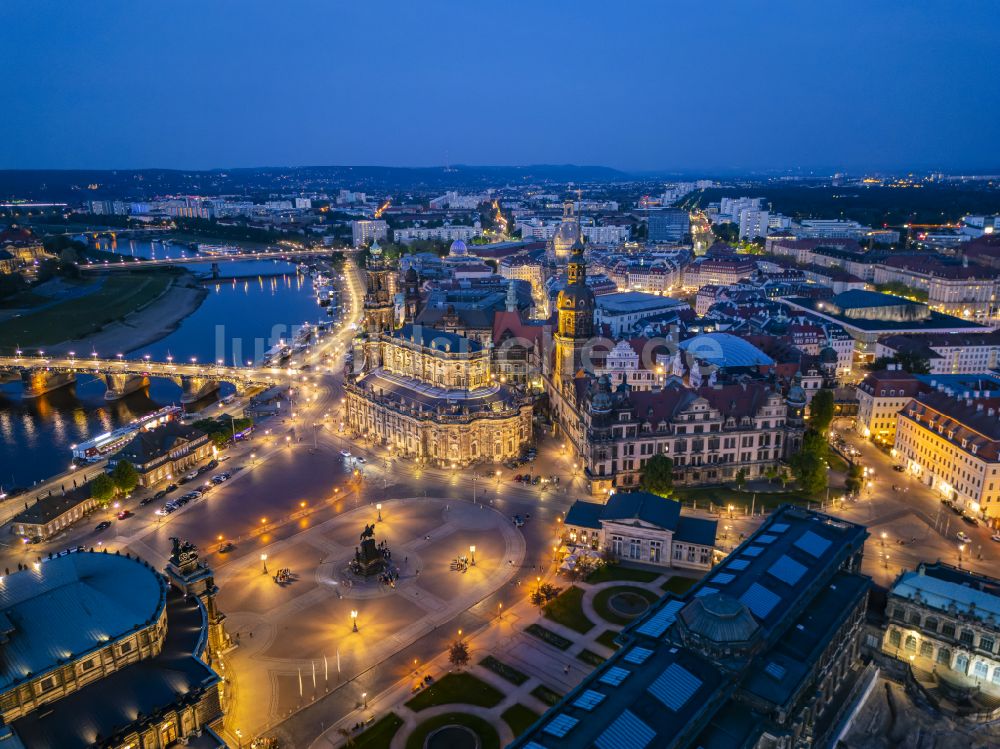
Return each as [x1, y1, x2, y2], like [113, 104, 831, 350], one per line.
[891, 606, 905, 621]
[955, 654, 970, 674]
[937, 648, 951, 666]
[981, 637, 995, 654]
[39, 676, 56, 692]
[960, 630, 974, 647]
[904, 635, 917, 652]
[942, 623, 956, 638]
[920, 641, 934, 658]
[974, 661, 989, 679]
[888, 630, 901, 648]
[924, 617, 938, 632]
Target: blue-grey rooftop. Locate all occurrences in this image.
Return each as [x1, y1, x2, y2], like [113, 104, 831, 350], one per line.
[511, 506, 870, 749]
[596, 291, 686, 314]
[390, 323, 483, 353]
[564, 492, 717, 546]
[0, 551, 167, 692]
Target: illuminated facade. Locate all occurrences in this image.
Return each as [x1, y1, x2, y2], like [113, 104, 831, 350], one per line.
[362, 241, 396, 335]
[893, 391, 1000, 522]
[345, 325, 532, 466]
[854, 369, 923, 445]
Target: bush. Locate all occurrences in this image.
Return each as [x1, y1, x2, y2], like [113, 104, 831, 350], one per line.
[576, 649, 606, 667]
[524, 623, 572, 650]
[479, 655, 528, 686]
[530, 684, 563, 707]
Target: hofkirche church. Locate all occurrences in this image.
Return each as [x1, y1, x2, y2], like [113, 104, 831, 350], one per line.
[346, 217, 806, 496]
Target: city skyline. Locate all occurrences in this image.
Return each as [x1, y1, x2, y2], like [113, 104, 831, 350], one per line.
[3, 1, 999, 172]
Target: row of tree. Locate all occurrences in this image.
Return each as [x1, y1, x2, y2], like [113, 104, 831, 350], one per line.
[191, 416, 254, 448]
[89, 461, 139, 503]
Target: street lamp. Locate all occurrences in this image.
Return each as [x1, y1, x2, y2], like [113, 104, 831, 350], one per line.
[470, 545, 476, 566]
[959, 544, 965, 569]
[351, 610, 359, 632]
[261, 553, 268, 574]
[376, 502, 382, 522]
[362, 691, 368, 710]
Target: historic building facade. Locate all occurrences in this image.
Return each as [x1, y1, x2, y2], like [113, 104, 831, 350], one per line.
[582, 376, 805, 495]
[345, 324, 532, 466]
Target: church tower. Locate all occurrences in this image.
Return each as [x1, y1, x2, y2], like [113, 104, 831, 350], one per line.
[553, 238, 594, 395]
[403, 265, 422, 324]
[363, 240, 395, 335]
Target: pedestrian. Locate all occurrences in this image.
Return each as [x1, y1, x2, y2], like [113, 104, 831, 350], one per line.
[564, 665, 570, 675]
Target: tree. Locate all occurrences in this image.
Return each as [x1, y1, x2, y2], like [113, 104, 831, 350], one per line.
[764, 466, 778, 485]
[712, 222, 739, 244]
[89, 473, 116, 503]
[530, 583, 561, 610]
[789, 429, 829, 496]
[111, 460, 139, 495]
[639, 454, 674, 497]
[809, 389, 835, 434]
[734, 468, 748, 491]
[449, 640, 470, 670]
[845, 463, 864, 496]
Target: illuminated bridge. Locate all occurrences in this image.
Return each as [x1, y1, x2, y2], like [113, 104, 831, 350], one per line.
[0, 354, 292, 403]
[78, 247, 361, 272]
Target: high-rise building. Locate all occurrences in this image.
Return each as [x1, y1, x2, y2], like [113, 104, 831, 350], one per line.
[648, 209, 690, 243]
[351, 219, 388, 248]
[739, 209, 770, 240]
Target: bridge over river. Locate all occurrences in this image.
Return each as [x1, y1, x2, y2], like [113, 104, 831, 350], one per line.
[0, 354, 292, 403]
[78, 246, 360, 272]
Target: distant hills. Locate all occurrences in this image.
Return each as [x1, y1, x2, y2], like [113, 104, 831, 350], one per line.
[0, 164, 634, 201]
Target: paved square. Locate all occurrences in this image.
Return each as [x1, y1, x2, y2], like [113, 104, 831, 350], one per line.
[218, 497, 525, 737]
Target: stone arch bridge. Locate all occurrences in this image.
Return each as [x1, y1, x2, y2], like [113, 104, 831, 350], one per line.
[0, 355, 283, 403]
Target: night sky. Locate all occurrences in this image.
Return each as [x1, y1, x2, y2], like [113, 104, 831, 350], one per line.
[2, 0, 997, 172]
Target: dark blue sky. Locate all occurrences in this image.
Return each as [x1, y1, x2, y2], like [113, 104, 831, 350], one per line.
[2, 1, 997, 172]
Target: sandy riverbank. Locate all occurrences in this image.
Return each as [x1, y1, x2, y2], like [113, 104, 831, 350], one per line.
[47, 273, 209, 356]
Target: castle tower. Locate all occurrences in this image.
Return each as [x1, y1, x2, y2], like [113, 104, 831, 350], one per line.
[403, 265, 422, 323]
[505, 278, 519, 312]
[363, 240, 396, 335]
[553, 238, 594, 396]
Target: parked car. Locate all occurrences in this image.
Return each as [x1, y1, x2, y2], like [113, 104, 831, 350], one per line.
[165, 483, 178, 493]
[95, 521, 112, 532]
[185, 471, 198, 481]
[957, 531, 972, 543]
[139, 496, 156, 507]
[355, 456, 367, 464]
[991, 533, 1000, 543]
[340, 449, 352, 458]
[117, 510, 132, 520]
[155, 505, 175, 516]
[513, 514, 525, 527]
[211, 476, 225, 485]
[205, 459, 219, 470]
[893, 465, 905, 472]
[962, 514, 979, 526]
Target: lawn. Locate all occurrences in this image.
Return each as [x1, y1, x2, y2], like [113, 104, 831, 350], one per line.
[592, 586, 661, 626]
[501, 704, 541, 737]
[404, 712, 500, 749]
[0, 272, 174, 351]
[348, 712, 404, 749]
[576, 649, 606, 667]
[524, 623, 572, 650]
[530, 684, 564, 707]
[595, 629, 621, 650]
[479, 655, 528, 686]
[585, 564, 659, 584]
[661, 576, 699, 595]
[827, 451, 850, 473]
[543, 585, 594, 634]
[404, 672, 503, 712]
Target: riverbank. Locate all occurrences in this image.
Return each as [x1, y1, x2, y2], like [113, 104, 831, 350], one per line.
[44, 271, 209, 356]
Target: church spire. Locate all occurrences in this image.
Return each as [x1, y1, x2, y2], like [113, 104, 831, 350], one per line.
[506, 279, 518, 312]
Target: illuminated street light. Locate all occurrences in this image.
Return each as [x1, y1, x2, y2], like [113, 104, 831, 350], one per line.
[261, 553, 268, 574]
[470, 545, 476, 566]
[376, 502, 382, 522]
[351, 610, 359, 632]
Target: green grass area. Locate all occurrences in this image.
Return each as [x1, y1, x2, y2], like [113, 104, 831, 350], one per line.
[347, 712, 404, 749]
[595, 629, 621, 651]
[543, 585, 594, 634]
[501, 703, 541, 738]
[479, 655, 528, 686]
[524, 623, 572, 650]
[530, 684, 564, 707]
[592, 586, 661, 626]
[661, 576, 699, 595]
[584, 564, 660, 584]
[0, 272, 175, 351]
[576, 648, 606, 667]
[404, 712, 500, 749]
[404, 672, 503, 712]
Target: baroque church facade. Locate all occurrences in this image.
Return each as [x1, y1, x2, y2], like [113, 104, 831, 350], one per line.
[345, 242, 533, 467]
